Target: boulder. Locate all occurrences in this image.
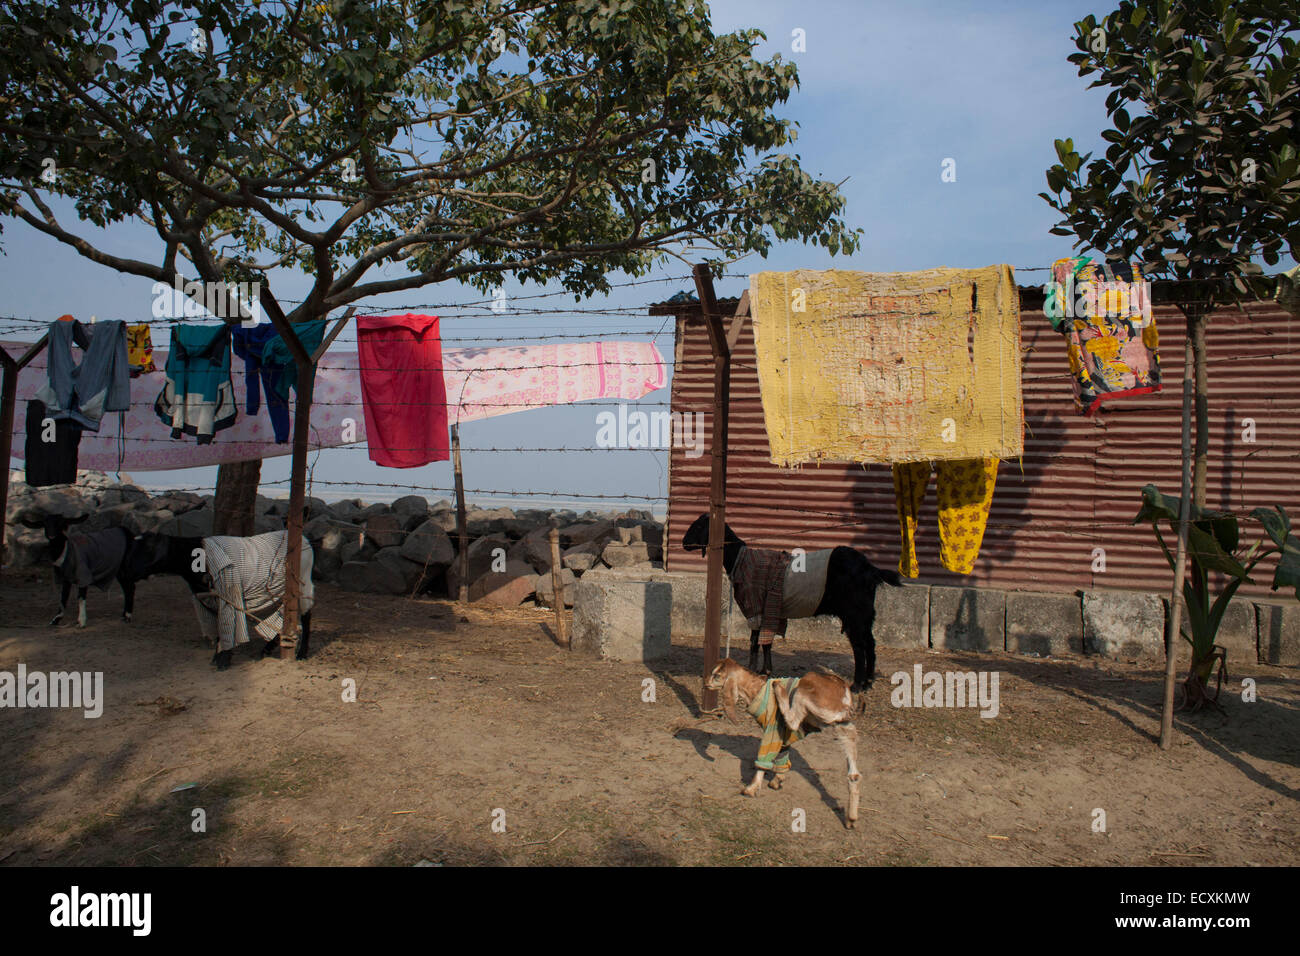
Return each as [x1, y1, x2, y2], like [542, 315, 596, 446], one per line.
[359, 502, 391, 521]
[399, 520, 455, 569]
[563, 550, 598, 573]
[535, 567, 577, 609]
[601, 540, 651, 569]
[330, 499, 365, 522]
[158, 508, 214, 538]
[466, 506, 515, 536]
[508, 526, 558, 574]
[254, 513, 284, 534]
[4, 527, 50, 568]
[617, 525, 643, 545]
[122, 508, 173, 536]
[338, 549, 426, 595]
[392, 495, 429, 522]
[468, 560, 539, 606]
[560, 519, 615, 549]
[364, 513, 405, 550]
[339, 536, 377, 565]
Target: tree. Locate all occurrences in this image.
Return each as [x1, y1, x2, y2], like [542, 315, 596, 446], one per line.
[0, 0, 859, 532]
[1040, 0, 1299, 745]
[1042, 0, 1298, 507]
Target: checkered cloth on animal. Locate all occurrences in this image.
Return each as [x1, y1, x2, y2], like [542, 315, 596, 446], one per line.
[731, 546, 792, 644]
[190, 531, 314, 651]
[746, 676, 806, 772]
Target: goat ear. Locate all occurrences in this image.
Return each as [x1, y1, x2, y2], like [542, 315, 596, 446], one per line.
[721, 675, 740, 724]
[69, 513, 90, 524]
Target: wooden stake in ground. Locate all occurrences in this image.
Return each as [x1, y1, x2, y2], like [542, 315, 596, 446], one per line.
[548, 525, 567, 647]
[452, 424, 469, 602]
[692, 265, 749, 712]
[1160, 335, 1195, 749]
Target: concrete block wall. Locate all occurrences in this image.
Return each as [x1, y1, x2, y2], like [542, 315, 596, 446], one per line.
[626, 570, 1298, 667]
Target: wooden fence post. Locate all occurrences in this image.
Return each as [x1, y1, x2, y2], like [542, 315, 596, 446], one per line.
[692, 265, 749, 712]
[548, 524, 567, 647]
[452, 424, 469, 601]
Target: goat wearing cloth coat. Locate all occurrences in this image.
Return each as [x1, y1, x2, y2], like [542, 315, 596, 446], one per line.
[681, 513, 901, 691]
[705, 657, 864, 829]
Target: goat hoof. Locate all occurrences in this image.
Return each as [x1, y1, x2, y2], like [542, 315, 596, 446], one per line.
[49, 616, 62, 626]
[740, 786, 758, 798]
[846, 819, 856, 830]
[123, 613, 132, 623]
[295, 647, 308, 661]
[767, 777, 783, 791]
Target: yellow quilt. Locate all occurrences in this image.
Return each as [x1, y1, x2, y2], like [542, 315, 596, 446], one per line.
[749, 267, 1024, 465]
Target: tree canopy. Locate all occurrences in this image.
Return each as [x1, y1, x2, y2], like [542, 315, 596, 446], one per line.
[1041, 0, 1298, 304]
[1, 0, 859, 321]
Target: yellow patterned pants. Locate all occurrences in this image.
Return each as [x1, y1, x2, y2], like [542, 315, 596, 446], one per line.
[892, 458, 999, 577]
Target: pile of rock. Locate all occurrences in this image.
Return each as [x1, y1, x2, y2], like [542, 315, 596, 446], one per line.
[4, 470, 665, 607]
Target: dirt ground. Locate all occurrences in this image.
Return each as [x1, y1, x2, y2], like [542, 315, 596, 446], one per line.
[1, 567, 1297, 867]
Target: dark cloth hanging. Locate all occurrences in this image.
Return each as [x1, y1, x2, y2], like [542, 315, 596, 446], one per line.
[24, 398, 82, 487]
[356, 314, 449, 468]
[232, 320, 328, 443]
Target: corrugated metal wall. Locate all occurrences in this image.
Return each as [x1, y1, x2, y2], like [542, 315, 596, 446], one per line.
[661, 288, 1300, 598]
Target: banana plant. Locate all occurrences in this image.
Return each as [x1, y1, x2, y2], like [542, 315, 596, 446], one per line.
[1134, 485, 1300, 712]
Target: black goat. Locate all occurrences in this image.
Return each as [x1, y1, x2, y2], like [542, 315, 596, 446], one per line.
[22, 513, 137, 627]
[121, 532, 312, 670]
[681, 513, 901, 691]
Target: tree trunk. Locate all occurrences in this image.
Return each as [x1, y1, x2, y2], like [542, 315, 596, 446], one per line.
[213, 460, 262, 536]
[1160, 335, 1195, 749]
[1189, 312, 1210, 511]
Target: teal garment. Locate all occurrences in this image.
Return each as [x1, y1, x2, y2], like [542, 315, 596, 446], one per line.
[155, 324, 237, 443]
[262, 320, 327, 402]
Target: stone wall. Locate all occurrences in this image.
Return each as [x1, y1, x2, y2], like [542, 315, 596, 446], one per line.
[4, 470, 665, 604]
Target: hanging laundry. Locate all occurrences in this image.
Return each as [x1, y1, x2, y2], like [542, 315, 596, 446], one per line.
[1047, 256, 1161, 415]
[126, 324, 156, 377]
[262, 319, 327, 402]
[34, 318, 130, 432]
[5, 339, 666, 471]
[356, 313, 449, 468]
[232, 320, 326, 443]
[893, 458, 999, 577]
[155, 324, 237, 444]
[231, 324, 287, 441]
[748, 267, 1024, 465]
[23, 399, 82, 487]
[1276, 264, 1300, 318]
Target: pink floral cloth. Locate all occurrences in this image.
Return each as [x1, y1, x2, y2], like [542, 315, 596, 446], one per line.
[6, 339, 665, 471]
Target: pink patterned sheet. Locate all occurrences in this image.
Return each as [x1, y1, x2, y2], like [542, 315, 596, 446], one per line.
[5, 340, 666, 472]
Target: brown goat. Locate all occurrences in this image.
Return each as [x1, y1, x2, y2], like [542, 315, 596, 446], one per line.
[705, 657, 863, 829]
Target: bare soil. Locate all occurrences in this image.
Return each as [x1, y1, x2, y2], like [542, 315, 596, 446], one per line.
[1, 569, 1296, 866]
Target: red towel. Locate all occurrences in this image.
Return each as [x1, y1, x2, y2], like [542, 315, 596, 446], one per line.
[356, 314, 449, 468]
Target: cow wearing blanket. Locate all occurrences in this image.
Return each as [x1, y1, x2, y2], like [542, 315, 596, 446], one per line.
[123, 530, 314, 669]
[681, 513, 901, 692]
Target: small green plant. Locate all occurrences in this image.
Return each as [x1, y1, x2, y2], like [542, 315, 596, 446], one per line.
[1134, 484, 1300, 712]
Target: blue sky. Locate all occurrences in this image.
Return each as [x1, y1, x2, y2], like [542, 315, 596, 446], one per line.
[0, 1, 1261, 512]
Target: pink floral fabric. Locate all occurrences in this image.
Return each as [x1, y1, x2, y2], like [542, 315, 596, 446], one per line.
[6, 340, 665, 471]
